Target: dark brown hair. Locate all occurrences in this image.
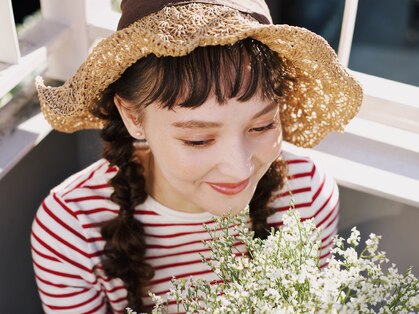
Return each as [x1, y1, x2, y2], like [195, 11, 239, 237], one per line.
[91, 38, 292, 311]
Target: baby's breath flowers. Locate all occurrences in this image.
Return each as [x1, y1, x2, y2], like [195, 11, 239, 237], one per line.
[129, 205, 419, 314]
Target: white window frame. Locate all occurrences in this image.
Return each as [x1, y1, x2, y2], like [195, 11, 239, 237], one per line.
[1, 0, 418, 207]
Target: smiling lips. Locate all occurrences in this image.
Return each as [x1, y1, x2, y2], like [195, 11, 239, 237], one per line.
[207, 178, 250, 195]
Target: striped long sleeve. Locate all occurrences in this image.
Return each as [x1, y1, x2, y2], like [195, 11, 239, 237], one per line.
[31, 161, 127, 313]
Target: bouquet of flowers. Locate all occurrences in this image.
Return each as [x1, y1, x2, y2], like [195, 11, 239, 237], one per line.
[128, 203, 419, 314]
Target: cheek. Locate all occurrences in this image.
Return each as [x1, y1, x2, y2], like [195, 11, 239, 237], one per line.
[151, 140, 212, 182]
[254, 130, 282, 162]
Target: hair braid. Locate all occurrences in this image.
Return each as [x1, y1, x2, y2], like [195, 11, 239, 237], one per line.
[99, 117, 154, 311]
[249, 158, 287, 239]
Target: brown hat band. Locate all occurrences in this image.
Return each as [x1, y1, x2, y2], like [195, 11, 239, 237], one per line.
[117, 0, 272, 29]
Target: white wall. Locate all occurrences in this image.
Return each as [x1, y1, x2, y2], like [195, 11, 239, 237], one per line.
[339, 186, 419, 277]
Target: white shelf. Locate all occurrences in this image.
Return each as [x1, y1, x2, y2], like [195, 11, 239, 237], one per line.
[283, 116, 419, 208]
[0, 111, 51, 180]
[0, 18, 69, 99]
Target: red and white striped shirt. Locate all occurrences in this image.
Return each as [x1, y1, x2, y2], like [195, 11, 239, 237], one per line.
[31, 151, 339, 313]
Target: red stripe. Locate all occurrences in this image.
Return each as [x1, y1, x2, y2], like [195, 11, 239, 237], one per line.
[286, 159, 310, 164]
[53, 193, 77, 218]
[311, 174, 326, 204]
[32, 246, 60, 262]
[34, 216, 98, 258]
[33, 260, 83, 279]
[42, 202, 87, 241]
[82, 221, 105, 229]
[62, 161, 107, 197]
[274, 187, 311, 199]
[108, 295, 128, 304]
[35, 274, 71, 288]
[142, 219, 216, 227]
[83, 184, 110, 189]
[81, 219, 217, 229]
[154, 251, 246, 271]
[321, 238, 334, 251]
[312, 186, 336, 222]
[287, 172, 310, 180]
[106, 166, 118, 173]
[273, 179, 336, 221]
[106, 285, 126, 294]
[146, 242, 245, 260]
[75, 207, 118, 216]
[82, 297, 107, 314]
[287, 164, 315, 180]
[321, 235, 335, 250]
[149, 269, 213, 286]
[146, 233, 240, 249]
[45, 290, 101, 310]
[35, 273, 99, 297]
[146, 239, 205, 249]
[147, 247, 212, 260]
[316, 201, 338, 228]
[77, 208, 159, 216]
[268, 220, 284, 228]
[135, 209, 160, 215]
[326, 202, 339, 229]
[31, 231, 92, 272]
[320, 225, 338, 245]
[310, 163, 316, 178]
[144, 224, 239, 239]
[66, 195, 110, 202]
[320, 250, 332, 260]
[272, 201, 312, 213]
[38, 286, 89, 298]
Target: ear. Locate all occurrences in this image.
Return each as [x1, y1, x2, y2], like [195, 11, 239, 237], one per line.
[114, 95, 145, 140]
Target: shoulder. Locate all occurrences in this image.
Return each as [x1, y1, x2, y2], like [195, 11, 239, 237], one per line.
[269, 150, 338, 215]
[51, 159, 115, 197]
[35, 159, 118, 223]
[282, 150, 316, 182]
[32, 159, 119, 260]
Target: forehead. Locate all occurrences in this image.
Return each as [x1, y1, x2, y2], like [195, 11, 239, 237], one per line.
[143, 93, 275, 127]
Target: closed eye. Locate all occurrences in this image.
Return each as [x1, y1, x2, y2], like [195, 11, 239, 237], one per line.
[181, 139, 214, 147]
[250, 122, 277, 133]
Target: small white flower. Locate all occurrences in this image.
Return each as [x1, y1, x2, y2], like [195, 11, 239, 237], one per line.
[146, 208, 419, 314]
[347, 227, 361, 247]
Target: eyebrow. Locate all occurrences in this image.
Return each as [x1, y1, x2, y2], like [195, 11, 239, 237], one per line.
[171, 101, 278, 129]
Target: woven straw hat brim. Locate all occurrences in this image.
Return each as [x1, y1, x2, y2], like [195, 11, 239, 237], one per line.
[35, 3, 363, 148]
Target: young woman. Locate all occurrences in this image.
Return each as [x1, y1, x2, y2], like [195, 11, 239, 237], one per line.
[32, 0, 363, 313]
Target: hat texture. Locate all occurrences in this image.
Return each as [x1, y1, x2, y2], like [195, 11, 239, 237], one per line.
[35, 1, 363, 148]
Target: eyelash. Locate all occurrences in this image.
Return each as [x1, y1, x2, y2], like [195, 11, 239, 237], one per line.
[250, 122, 277, 133]
[181, 122, 278, 148]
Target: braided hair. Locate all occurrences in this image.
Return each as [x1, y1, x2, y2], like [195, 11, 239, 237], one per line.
[90, 38, 293, 311]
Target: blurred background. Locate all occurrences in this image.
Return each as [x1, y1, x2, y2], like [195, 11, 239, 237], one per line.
[11, 0, 419, 86]
[265, 0, 419, 86]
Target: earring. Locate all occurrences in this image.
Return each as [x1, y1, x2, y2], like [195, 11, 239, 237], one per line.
[136, 131, 142, 137]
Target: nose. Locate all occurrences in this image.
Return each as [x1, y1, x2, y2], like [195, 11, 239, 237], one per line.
[217, 137, 254, 180]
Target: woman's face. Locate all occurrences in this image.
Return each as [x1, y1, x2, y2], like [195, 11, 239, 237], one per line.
[142, 94, 282, 216]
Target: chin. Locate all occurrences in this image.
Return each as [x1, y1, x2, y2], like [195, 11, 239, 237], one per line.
[203, 196, 252, 217]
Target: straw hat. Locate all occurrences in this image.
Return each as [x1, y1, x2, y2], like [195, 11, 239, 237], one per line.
[35, 0, 363, 148]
